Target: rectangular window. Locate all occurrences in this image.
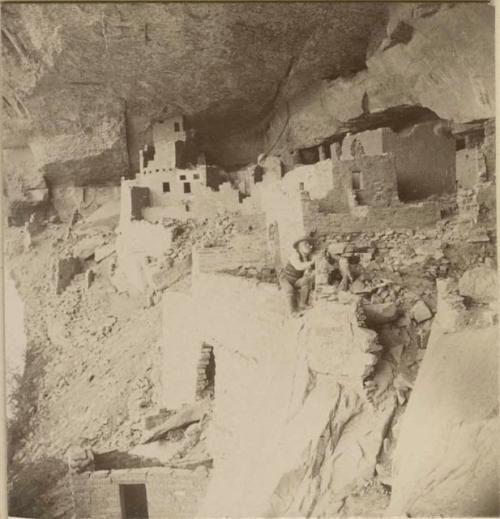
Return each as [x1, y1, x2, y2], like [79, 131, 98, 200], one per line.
[455, 137, 466, 151]
[119, 484, 149, 519]
[162, 182, 170, 193]
[179, 175, 186, 181]
[174, 122, 180, 132]
[352, 171, 362, 190]
[183, 182, 191, 194]
[193, 174, 200, 180]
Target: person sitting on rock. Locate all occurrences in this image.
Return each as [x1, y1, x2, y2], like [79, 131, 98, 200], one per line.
[279, 236, 315, 315]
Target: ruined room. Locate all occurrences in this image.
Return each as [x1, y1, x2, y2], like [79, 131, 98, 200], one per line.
[1, 2, 497, 518]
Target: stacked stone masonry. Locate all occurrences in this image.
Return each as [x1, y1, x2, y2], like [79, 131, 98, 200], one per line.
[196, 344, 215, 400]
[71, 467, 209, 519]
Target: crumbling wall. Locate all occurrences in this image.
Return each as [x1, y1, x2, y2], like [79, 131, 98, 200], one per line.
[302, 196, 440, 235]
[161, 273, 395, 517]
[71, 466, 209, 519]
[456, 147, 486, 189]
[331, 154, 400, 209]
[458, 182, 496, 224]
[456, 118, 495, 189]
[342, 122, 456, 201]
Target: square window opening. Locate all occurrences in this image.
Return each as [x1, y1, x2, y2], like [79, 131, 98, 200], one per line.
[179, 175, 187, 181]
[174, 122, 180, 132]
[193, 174, 200, 180]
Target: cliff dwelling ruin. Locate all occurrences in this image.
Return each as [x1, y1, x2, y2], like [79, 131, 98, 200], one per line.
[2, 2, 498, 519]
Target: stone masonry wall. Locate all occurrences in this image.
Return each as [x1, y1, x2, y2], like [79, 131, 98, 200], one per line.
[71, 466, 209, 519]
[342, 122, 456, 202]
[303, 198, 440, 235]
[456, 147, 486, 189]
[192, 246, 265, 275]
[331, 154, 400, 209]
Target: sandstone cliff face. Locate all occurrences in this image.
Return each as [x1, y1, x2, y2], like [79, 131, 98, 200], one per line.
[264, 4, 495, 166]
[2, 3, 494, 191]
[389, 274, 498, 516]
[2, 3, 387, 182]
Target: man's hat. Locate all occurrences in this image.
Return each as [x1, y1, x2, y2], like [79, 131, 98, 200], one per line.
[293, 236, 313, 250]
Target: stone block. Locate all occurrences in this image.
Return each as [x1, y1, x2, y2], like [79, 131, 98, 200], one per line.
[458, 266, 498, 303]
[410, 300, 433, 323]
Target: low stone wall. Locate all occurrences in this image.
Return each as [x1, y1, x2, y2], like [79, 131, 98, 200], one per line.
[304, 201, 440, 235]
[192, 246, 265, 276]
[71, 466, 209, 519]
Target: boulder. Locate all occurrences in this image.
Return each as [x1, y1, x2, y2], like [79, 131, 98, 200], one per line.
[458, 266, 498, 303]
[410, 300, 433, 322]
[141, 399, 210, 444]
[389, 322, 498, 516]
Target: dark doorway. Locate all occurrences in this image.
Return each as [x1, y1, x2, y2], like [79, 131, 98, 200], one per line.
[162, 182, 170, 193]
[352, 170, 362, 190]
[183, 182, 191, 194]
[119, 484, 149, 519]
[174, 122, 180, 132]
[175, 140, 186, 169]
[298, 146, 320, 165]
